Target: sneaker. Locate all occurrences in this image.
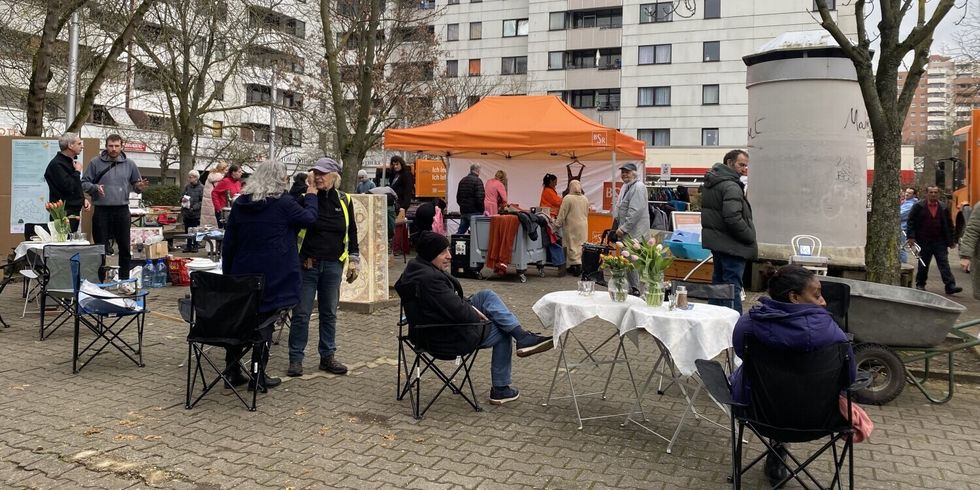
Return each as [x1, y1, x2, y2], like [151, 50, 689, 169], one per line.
[286, 361, 303, 377]
[946, 286, 963, 295]
[516, 332, 554, 358]
[319, 355, 348, 375]
[489, 385, 520, 405]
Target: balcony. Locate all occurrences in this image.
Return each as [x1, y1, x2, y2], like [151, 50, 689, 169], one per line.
[565, 27, 622, 51]
[576, 107, 620, 128]
[567, 0, 622, 10]
[565, 67, 621, 90]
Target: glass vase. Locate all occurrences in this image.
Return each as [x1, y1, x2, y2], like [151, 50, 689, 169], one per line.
[607, 272, 629, 302]
[642, 272, 665, 307]
[50, 220, 69, 242]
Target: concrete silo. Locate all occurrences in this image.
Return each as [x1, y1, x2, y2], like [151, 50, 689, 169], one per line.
[743, 31, 868, 266]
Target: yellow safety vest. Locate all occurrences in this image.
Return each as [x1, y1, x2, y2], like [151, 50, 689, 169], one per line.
[297, 190, 351, 262]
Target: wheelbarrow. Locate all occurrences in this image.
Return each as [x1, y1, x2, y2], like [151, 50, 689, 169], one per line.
[821, 276, 979, 405]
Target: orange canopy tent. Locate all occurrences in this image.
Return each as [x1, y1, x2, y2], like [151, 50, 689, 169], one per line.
[383, 95, 646, 161]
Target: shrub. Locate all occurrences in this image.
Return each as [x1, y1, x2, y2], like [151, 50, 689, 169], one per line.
[141, 185, 182, 207]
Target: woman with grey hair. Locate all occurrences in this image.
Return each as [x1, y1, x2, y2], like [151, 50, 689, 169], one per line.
[180, 170, 204, 251]
[221, 160, 318, 392]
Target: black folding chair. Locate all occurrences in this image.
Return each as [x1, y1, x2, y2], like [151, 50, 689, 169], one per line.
[38, 245, 105, 340]
[820, 281, 851, 333]
[69, 254, 148, 373]
[0, 252, 19, 328]
[183, 271, 280, 411]
[697, 336, 869, 489]
[396, 285, 490, 419]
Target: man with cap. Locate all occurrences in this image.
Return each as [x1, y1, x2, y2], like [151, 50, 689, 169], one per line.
[613, 162, 651, 294]
[395, 232, 554, 405]
[355, 169, 376, 194]
[287, 157, 361, 377]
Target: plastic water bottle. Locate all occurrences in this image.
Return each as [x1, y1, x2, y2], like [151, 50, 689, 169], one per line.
[141, 260, 154, 288]
[155, 259, 167, 288]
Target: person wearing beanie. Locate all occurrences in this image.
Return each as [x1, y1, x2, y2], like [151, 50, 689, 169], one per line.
[394, 232, 555, 405]
[355, 169, 376, 194]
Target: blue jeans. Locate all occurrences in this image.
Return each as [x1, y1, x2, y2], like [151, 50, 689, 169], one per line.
[470, 289, 520, 387]
[289, 259, 344, 362]
[711, 251, 747, 313]
[456, 213, 480, 235]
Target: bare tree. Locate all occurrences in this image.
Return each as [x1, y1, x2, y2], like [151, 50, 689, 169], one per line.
[814, 0, 958, 284]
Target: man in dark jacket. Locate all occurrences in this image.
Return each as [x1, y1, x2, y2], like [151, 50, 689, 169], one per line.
[455, 163, 485, 234]
[701, 149, 756, 313]
[394, 232, 554, 405]
[287, 158, 361, 377]
[180, 170, 205, 251]
[907, 186, 961, 295]
[44, 132, 90, 232]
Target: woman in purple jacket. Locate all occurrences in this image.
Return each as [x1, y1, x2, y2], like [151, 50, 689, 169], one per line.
[729, 264, 855, 485]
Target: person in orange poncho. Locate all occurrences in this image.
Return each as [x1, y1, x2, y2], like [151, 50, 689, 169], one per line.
[539, 173, 562, 218]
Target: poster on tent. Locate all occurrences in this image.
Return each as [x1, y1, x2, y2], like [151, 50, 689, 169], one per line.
[10, 139, 59, 234]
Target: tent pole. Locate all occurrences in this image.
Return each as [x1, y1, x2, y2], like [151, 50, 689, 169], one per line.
[611, 150, 618, 215]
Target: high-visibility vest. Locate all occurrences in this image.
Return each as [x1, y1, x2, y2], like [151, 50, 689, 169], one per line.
[297, 190, 352, 262]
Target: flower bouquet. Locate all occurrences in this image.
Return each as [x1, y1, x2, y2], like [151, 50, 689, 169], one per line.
[45, 200, 73, 242]
[599, 254, 633, 302]
[620, 237, 674, 306]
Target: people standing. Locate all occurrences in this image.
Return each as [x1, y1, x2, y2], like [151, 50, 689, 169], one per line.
[287, 157, 361, 378]
[484, 170, 508, 216]
[613, 163, 651, 294]
[389, 155, 415, 216]
[44, 132, 90, 232]
[958, 200, 980, 298]
[539, 173, 562, 219]
[81, 134, 146, 279]
[200, 161, 229, 228]
[455, 163, 485, 234]
[180, 170, 204, 252]
[555, 179, 589, 276]
[906, 186, 961, 295]
[222, 160, 318, 392]
[355, 169, 376, 194]
[701, 149, 756, 313]
[212, 165, 243, 228]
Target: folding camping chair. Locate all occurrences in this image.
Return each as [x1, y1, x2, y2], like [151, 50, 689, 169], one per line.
[0, 253, 18, 328]
[18, 223, 50, 317]
[69, 254, 148, 373]
[396, 285, 490, 419]
[697, 336, 869, 489]
[38, 244, 105, 340]
[820, 280, 851, 333]
[183, 271, 282, 411]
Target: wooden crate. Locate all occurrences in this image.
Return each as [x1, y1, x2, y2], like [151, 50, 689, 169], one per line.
[664, 258, 713, 283]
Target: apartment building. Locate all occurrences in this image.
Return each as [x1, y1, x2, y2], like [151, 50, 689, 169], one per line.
[900, 55, 980, 145]
[438, 0, 857, 177]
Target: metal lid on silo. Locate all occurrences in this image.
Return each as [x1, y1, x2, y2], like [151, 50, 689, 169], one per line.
[744, 31, 857, 86]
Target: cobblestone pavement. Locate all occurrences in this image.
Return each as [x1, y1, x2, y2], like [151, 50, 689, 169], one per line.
[2, 255, 980, 489]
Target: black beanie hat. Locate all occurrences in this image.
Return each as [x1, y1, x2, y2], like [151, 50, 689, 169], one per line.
[417, 232, 450, 262]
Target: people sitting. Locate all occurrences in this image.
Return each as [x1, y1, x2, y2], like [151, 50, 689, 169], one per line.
[394, 232, 555, 405]
[729, 264, 856, 486]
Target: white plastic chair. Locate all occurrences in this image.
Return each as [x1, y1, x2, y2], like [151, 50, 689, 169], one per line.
[790, 235, 829, 275]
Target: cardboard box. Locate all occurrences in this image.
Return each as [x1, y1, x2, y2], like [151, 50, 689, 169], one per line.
[145, 241, 169, 259]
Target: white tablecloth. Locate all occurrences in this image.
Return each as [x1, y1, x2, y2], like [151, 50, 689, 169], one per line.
[14, 240, 90, 260]
[620, 303, 740, 376]
[532, 291, 644, 345]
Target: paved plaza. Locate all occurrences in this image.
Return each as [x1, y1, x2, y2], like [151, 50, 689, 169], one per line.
[2, 256, 980, 489]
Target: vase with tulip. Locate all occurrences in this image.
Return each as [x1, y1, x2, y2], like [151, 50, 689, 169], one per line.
[45, 200, 72, 242]
[599, 254, 632, 302]
[620, 236, 673, 307]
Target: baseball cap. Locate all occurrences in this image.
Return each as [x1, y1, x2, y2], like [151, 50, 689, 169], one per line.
[619, 163, 638, 172]
[310, 157, 342, 174]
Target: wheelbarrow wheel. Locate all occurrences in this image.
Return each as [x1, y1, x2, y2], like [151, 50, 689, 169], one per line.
[853, 343, 905, 405]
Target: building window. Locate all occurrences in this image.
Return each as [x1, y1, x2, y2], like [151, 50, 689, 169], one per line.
[446, 59, 458, 77]
[638, 129, 669, 147]
[444, 96, 459, 113]
[548, 51, 564, 70]
[549, 12, 567, 30]
[812, 0, 835, 11]
[448, 0, 458, 4]
[419, 0, 435, 9]
[211, 120, 223, 138]
[468, 95, 481, 107]
[638, 86, 670, 107]
[702, 128, 719, 146]
[501, 56, 527, 75]
[703, 41, 720, 62]
[468, 58, 481, 76]
[639, 2, 672, 23]
[447, 23, 458, 41]
[638, 44, 671, 65]
[502, 19, 529, 37]
[278, 127, 302, 147]
[213, 81, 224, 101]
[596, 89, 620, 110]
[704, 0, 720, 18]
[702, 84, 719, 105]
[570, 8, 623, 29]
[278, 90, 304, 109]
[245, 84, 272, 104]
[469, 22, 481, 40]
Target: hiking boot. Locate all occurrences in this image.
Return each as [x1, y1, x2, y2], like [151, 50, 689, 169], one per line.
[319, 355, 348, 375]
[516, 332, 554, 358]
[248, 373, 281, 393]
[763, 442, 790, 487]
[286, 361, 303, 377]
[489, 385, 520, 405]
[946, 286, 963, 295]
[223, 368, 248, 389]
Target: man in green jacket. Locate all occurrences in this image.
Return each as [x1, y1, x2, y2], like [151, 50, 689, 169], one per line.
[701, 149, 756, 312]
